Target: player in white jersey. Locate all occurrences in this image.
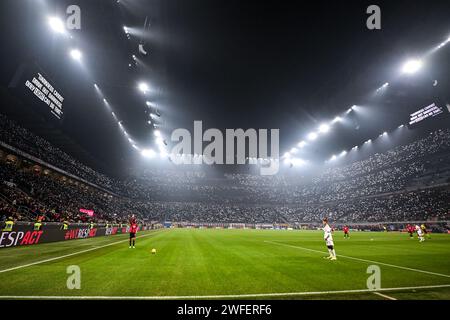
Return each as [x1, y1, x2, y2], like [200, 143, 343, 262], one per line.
[323, 218, 337, 260]
[415, 225, 425, 242]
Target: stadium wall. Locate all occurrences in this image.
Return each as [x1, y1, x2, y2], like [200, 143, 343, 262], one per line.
[0, 224, 151, 249]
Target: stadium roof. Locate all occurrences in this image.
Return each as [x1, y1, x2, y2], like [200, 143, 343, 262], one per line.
[0, 0, 449, 175]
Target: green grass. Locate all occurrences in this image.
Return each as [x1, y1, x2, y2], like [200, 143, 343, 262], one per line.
[0, 229, 449, 300]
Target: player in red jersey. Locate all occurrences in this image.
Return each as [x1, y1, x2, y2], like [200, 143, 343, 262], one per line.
[406, 224, 414, 239]
[343, 226, 350, 239]
[129, 222, 138, 249]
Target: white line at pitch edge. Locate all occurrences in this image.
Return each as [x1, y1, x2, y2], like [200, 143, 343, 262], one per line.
[0, 232, 157, 274]
[0, 284, 449, 300]
[372, 292, 397, 300]
[264, 240, 450, 279]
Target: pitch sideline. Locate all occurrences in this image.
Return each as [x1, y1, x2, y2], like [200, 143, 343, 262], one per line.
[0, 284, 449, 299]
[264, 240, 450, 279]
[0, 231, 160, 274]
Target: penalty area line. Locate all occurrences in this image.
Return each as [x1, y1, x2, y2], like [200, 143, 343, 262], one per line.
[264, 240, 450, 279]
[0, 284, 450, 300]
[0, 232, 158, 274]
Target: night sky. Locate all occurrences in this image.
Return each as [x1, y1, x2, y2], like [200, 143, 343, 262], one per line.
[0, 0, 449, 176]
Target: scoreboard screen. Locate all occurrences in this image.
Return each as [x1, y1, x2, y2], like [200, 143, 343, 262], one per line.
[24, 72, 64, 120]
[408, 103, 447, 127]
[9, 63, 65, 122]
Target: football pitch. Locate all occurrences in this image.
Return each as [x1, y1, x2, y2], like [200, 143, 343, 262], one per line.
[0, 228, 449, 300]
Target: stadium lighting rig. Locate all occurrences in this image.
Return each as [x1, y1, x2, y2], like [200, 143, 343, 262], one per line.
[307, 132, 318, 141]
[153, 130, 162, 138]
[332, 116, 342, 124]
[318, 123, 330, 134]
[141, 149, 156, 158]
[297, 141, 307, 148]
[376, 82, 389, 92]
[138, 82, 149, 94]
[70, 49, 82, 61]
[401, 59, 423, 74]
[282, 32, 448, 163]
[289, 158, 307, 166]
[48, 17, 66, 34]
[436, 36, 450, 49]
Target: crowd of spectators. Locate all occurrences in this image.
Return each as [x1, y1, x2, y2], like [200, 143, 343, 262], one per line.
[0, 114, 449, 225]
[0, 113, 119, 192]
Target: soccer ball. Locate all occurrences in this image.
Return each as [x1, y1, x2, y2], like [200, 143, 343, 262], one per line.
[151, 248, 157, 254]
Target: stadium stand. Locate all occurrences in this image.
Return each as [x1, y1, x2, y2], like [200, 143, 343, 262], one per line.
[0, 113, 449, 227]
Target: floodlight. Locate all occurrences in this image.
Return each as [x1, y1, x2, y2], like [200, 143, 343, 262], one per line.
[291, 158, 306, 166]
[297, 141, 306, 148]
[402, 59, 423, 74]
[141, 149, 156, 158]
[318, 124, 330, 133]
[138, 82, 149, 93]
[332, 117, 342, 123]
[48, 17, 65, 34]
[307, 132, 318, 141]
[70, 49, 82, 61]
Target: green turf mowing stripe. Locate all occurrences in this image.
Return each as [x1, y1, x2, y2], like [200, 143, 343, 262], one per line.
[0, 231, 161, 274]
[264, 240, 450, 279]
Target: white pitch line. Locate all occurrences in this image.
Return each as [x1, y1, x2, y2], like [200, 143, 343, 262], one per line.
[264, 241, 450, 279]
[372, 292, 397, 300]
[0, 232, 157, 274]
[0, 284, 449, 300]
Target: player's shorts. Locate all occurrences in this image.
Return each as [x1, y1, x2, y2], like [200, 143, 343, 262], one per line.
[129, 232, 136, 239]
[325, 239, 334, 247]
